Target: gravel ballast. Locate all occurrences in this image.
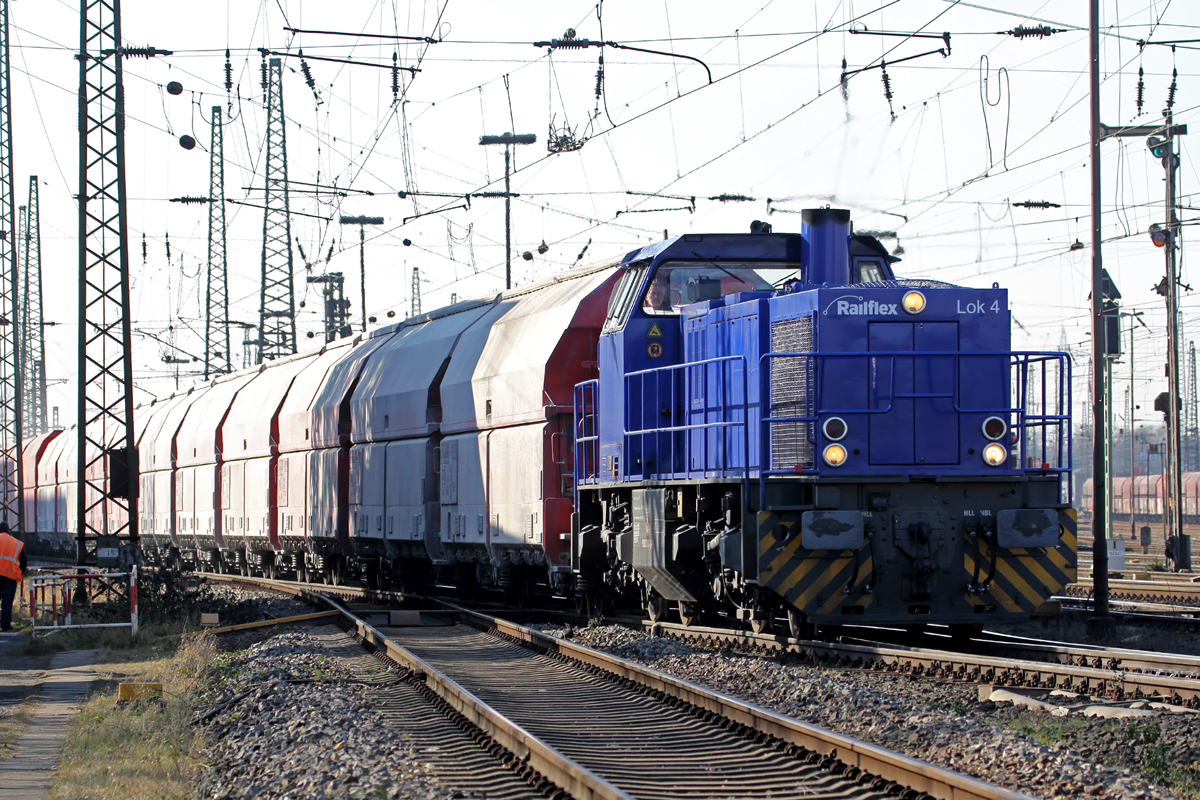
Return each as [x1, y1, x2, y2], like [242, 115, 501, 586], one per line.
[193, 630, 458, 800]
[535, 623, 1193, 800]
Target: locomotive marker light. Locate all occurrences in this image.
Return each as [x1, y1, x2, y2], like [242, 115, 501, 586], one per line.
[822, 443, 847, 467]
[982, 416, 1007, 440]
[822, 417, 848, 441]
[982, 443, 1007, 467]
[901, 290, 926, 314]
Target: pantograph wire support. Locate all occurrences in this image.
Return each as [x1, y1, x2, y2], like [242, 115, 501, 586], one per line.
[77, 0, 145, 558]
[21, 177, 47, 438]
[205, 106, 231, 380]
[534, 29, 712, 83]
[258, 58, 296, 364]
[840, 29, 951, 116]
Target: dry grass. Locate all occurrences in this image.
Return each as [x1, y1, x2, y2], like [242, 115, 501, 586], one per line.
[42, 631, 218, 800]
[0, 698, 36, 759]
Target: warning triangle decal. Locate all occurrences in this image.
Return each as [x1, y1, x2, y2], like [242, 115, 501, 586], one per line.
[647, 323, 664, 338]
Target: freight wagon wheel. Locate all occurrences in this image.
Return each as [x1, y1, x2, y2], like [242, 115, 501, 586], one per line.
[678, 601, 699, 627]
[645, 593, 668, 623]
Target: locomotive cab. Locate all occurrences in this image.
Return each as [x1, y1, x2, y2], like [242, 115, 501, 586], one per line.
[573, 209, 1076, 633]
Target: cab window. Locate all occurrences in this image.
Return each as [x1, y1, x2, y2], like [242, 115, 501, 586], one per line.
[854, 257, 885, 283]
[641, 261, 803, 316]
[603, 264, 645, 331]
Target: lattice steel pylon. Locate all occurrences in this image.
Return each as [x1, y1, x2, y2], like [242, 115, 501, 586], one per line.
[306, 272, 350, 343]
[257, 57, 295, 363]
[411, 266, 421, 317]
[77, 0, 143, 563]
[21, 177, 47, 439]
[205, 107, 231, 379]
[0, 0, 21, 532]
[1187, 341, 1198, 472]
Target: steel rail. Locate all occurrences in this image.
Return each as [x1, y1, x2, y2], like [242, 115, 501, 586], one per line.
[641, 620, 1200, 708]
[203, 574, 1034, 800]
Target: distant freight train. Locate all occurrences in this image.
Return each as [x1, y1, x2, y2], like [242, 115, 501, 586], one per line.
[1080, 475, 1200, 523]
[19, 209, 1077, 635]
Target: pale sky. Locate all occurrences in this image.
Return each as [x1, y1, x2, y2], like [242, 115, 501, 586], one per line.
[10, 0, 1200, 430]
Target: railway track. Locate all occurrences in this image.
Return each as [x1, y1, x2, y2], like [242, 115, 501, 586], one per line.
[203, 574, 1031, 800]
[1065, 574, 1200, 608]
[206, 571, 1200, 707]
[643, 620, 1200, 707]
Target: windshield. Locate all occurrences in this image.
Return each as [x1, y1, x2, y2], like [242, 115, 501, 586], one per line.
[641, 261, 803, 315]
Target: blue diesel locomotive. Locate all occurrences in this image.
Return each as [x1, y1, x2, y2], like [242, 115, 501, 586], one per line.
[572, 208, 1076, 634]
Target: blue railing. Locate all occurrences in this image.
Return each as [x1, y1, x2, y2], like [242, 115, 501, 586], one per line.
[574, 350, 1071, 507]
[759, 350, 1072, 500]
[573, 380, 600, 498]
[623, 355, 750, 483]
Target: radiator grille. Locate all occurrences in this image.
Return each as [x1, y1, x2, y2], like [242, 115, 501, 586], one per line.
[770, 316, 814, 470]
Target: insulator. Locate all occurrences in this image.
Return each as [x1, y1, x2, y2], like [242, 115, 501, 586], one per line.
[299, 50, 315, 90]
[224, 49, 233, 92]
[1167, 68, 1178, 109]
[392, 52, 400, 98]
[121, 45, 171, 59]
[295, 238, 308, 264]
[1008, 25, 1062, 39]
[595, 53, 605, 99]
[260, 57, 268, 91]
[165, 233, 171, 263]
[840, 57, 849, 102]
[1136, 67, 1145, 114]
[325, 243, 335, 264]
[881, 66, 893, 102]
[142, 233, 147, 264]
[1012, 200, 1061, 209]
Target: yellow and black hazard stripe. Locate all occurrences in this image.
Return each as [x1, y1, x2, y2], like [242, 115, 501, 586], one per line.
[963, 507, 1077, 613]
[757, 511, 875, 617]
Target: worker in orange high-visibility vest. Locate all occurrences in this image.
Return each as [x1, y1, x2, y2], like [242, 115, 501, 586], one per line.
[0, 521, 26, 631]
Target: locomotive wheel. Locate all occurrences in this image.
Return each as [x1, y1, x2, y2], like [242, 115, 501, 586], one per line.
[750, 611, 773, 635]
[678, 601, 699, 627]
[645, 594, 668, 623]
[787, 608, 812, 640]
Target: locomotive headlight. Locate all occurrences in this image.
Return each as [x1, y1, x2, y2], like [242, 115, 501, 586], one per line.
[822, 416, 847, 441]
[823, 443, 847, 467]
[902, 291, 926, 315]
[982, 416, 1008, 441]
[982, 443, 1007, 467]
